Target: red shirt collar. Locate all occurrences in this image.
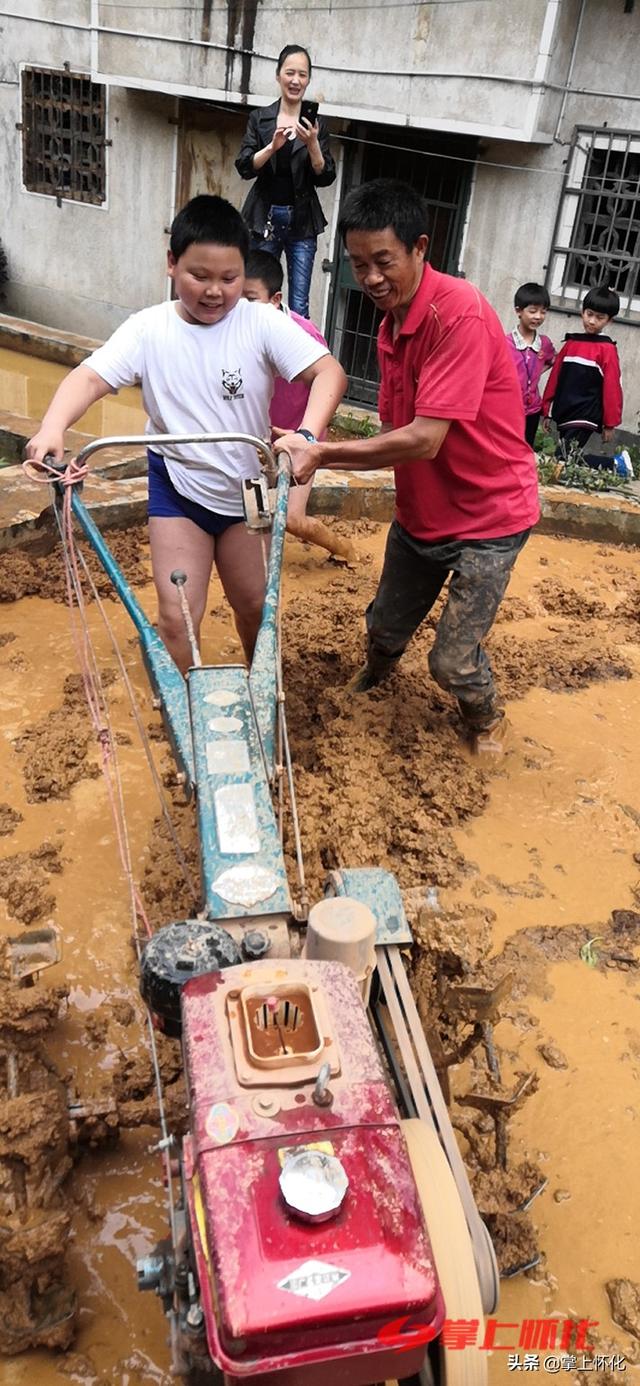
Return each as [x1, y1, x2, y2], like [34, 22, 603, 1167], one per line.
[378, 262, 435, 354]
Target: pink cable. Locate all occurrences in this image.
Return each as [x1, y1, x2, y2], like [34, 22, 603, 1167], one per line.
[33, 456, 154, 940]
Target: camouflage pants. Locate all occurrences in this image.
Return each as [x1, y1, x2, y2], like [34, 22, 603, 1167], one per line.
[365, 520, 531, 729]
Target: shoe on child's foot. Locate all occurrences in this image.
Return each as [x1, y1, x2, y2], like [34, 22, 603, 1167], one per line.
[614, 448, 633, 479]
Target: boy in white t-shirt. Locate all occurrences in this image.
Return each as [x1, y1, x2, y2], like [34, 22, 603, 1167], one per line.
[26, 195, 346, 672]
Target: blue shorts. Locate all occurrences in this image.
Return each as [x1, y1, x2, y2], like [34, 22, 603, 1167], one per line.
[147, 450, 245, 538]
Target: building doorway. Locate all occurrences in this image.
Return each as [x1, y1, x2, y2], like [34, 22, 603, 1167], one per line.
[327, 125, 476, 406]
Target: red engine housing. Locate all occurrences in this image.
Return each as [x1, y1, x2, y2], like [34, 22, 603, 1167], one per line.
[181, 958, 444, 1386]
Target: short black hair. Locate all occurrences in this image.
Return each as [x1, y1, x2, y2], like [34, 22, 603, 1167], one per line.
[338, 179, 429, 252]
[169, 195, 249, 262]
[276, 44, 312, 76]
[514, 282, 550, 310]
[583, 285, 620, 318]
[245, 250, 284, 297]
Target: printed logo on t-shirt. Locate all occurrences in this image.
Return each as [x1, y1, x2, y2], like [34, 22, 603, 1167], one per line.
[222, 367, 244, 401]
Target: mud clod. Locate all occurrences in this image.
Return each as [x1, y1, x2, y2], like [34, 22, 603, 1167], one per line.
[605, 1279, 640, 1342]
[0, 802, 22, 836]
[0, 842, 62, 926]
[0, 985, 76, 1354]
[12, 674, 119, 803]
[538, 1042, 569, 1069]
[0, 526, 151, 604]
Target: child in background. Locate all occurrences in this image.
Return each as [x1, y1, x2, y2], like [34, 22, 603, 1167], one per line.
[243, 249, 355, 563]
[542, 286, 623, 459]
[25, 197, 346, 672]
[505, 283, 555, 448]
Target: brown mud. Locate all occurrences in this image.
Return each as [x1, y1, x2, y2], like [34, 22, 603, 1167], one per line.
[1, 524, 640, 1383]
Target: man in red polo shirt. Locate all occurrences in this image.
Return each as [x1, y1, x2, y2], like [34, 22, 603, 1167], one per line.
[275, 179, 539, 753]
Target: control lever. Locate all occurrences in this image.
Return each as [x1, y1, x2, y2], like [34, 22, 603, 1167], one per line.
[170, 570, 202, 668]
[242, 475, 273, 531]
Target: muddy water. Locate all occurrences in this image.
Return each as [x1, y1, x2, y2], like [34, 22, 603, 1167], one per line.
[1, 524, 640, 1383]
[0, 347, 146, 437]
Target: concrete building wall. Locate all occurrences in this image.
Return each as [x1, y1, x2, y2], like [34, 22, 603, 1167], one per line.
[2, 0, 640, 427]
[0, 12, 175, 337]
[96, 0, 563, 141]
[462, 0, 640, 431]
[463, 144, 640, 432]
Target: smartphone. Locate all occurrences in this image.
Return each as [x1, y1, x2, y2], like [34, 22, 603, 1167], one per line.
[300, 100, 319, 127]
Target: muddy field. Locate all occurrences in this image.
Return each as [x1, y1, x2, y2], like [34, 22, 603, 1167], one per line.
[1, 518, 640, 1386]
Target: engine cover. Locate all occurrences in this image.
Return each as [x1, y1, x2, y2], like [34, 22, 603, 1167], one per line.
[180, 958, 444, 1386]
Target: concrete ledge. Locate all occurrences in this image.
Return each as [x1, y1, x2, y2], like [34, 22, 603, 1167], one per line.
[538, 489, 640, 546]
[310, 473, 640, 547]
[1, 407, 147, 476]
[0, 470, 148, 553]
[0, 314, 101, 368]
[2, 463, 640, 555]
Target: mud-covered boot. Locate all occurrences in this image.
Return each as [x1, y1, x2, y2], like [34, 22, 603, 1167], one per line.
[468, 716, 509, 756]
[347, 649, 398, 693]
[459, 698, 508, 756]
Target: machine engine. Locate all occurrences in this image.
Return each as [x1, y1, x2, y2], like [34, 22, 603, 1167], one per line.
[143, 956, 444, 1385]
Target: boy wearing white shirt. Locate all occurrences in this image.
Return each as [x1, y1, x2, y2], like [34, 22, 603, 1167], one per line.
[27, 195, 346, 671]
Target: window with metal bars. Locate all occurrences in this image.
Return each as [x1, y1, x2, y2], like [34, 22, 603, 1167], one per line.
[21, 67, 107, 206]
[547, 127, 640, 322]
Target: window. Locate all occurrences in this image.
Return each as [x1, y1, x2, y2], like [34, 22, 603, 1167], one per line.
[21, 67, 107, 206]
[547, 127, 640, 322]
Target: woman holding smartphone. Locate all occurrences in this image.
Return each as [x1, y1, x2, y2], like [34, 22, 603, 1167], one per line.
[235, 44, 336, 318]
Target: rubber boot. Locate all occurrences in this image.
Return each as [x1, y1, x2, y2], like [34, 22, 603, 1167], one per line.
[468, 716, 509, 756]
[459, 698, 508, 756]
[347, 648, 398, 693]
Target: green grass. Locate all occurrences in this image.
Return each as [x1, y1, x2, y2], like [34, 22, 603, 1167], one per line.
[535, 434, 634, 495]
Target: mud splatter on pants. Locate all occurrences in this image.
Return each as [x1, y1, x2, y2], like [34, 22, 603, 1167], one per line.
[365, 521, 532, 730]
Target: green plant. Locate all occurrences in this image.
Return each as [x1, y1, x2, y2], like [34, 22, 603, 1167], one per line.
[533, 426, 557, 456]
[536, 447, 634, 495]
[331, 410, 378, 439]
[579, 936, 604, 967]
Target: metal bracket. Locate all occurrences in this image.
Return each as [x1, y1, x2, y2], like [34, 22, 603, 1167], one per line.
[243, 476, 272, 530]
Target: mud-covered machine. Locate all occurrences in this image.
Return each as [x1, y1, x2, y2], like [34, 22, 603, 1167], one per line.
[48, 433, 500, 1386]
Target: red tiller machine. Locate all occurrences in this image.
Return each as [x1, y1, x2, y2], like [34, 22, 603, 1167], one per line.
[180, 958, 444, 1386]
[46, 432, 497, 1385]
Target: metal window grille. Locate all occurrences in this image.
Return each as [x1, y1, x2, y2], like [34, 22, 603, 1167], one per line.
[327, 127, 474, 406]
[21, 68, 106, 206]
[547, 127, 640, 322]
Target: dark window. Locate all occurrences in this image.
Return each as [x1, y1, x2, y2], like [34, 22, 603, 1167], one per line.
[22, 67, 106, 205]
[548, 128, 640, 322]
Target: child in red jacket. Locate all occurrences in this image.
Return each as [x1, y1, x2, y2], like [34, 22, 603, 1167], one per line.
[542, 286, 623, 458]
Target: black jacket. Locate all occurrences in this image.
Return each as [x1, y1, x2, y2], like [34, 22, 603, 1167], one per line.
[235, 100, 336, 239]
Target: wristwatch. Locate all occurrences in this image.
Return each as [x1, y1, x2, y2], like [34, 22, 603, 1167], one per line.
[295, 428, 317, 444]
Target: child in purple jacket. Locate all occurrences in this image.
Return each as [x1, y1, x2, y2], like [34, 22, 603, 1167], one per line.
[506, 283, 555, 448]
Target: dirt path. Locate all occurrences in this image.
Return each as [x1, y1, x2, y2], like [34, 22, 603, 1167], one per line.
[1, 522, 639, 1384]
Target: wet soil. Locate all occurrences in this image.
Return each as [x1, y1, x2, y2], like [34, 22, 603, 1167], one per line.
[1, 523, 640, 1384]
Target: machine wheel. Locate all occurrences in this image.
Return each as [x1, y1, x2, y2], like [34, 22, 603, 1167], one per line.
[401, 1119, 488, 1386]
